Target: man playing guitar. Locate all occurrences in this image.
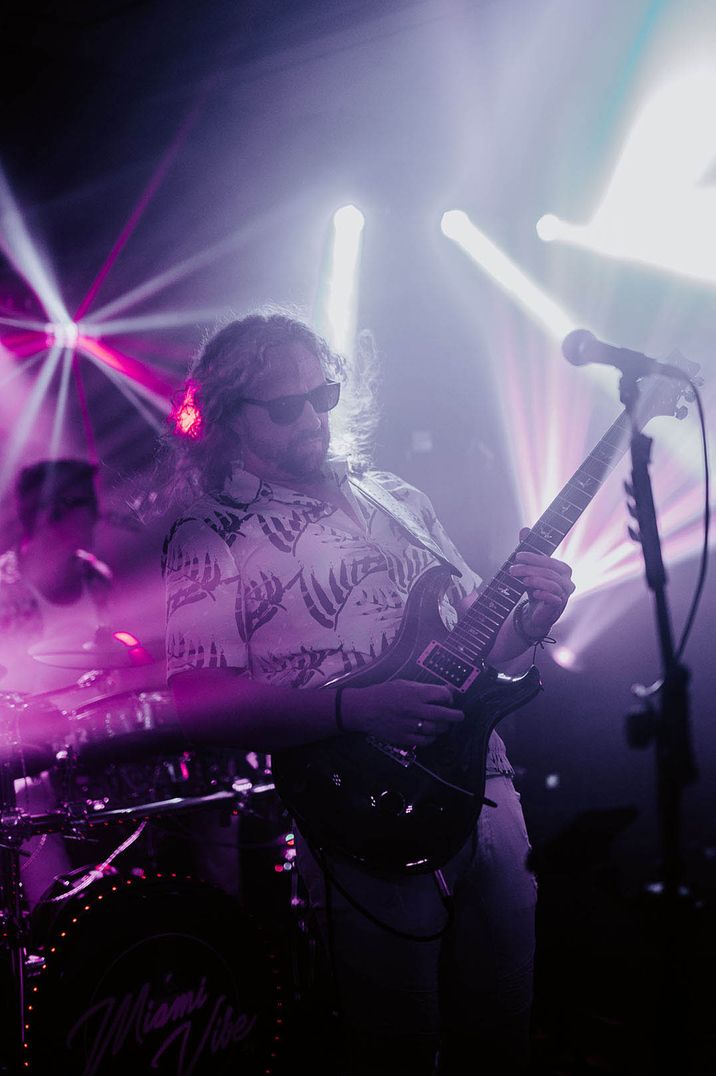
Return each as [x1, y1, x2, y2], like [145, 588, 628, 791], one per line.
[163, 313, 575, 1075]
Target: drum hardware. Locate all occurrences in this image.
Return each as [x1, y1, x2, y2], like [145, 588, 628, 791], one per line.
[0, 682, 286, 1073]
[0, 778, 277, 844]
[46, 820, 148, 906]
[0, 692, 67, 781]
[0, 753, 29, 1072]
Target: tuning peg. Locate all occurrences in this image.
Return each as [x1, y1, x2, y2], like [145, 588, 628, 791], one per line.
[628, 525, 641, 543]
[624, 480, 634, 497]
[675, 405, 688, 420]
[627, 501, 638, 520]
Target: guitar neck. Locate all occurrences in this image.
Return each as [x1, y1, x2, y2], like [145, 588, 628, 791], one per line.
[453, 409, 636, 658]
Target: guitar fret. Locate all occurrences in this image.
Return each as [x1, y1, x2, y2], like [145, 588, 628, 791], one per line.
[533, 520, 567, 544]
[481, 591, 513, 615]
[441, 635, 481, 662]
[493, 573, 525, 601]
[569, 472, 600, 496]
[450, 636, 482, 662]
[560, 486, 592, 510]
[592, 441, 619, 462]
[542, 506, 575, 530]
[458, 630, 498, 660]
[490, 572, 518, 598]
[582, 455, 617, 480]
[471, 608, 502, 632]
[521, 535, 555, 555]
[476, 598, 507, 624]
[462, 608, 501, 636]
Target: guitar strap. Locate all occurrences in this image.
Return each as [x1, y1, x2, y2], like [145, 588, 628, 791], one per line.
[349, 473, 461, 579]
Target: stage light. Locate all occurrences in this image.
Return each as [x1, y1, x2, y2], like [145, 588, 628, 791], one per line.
[552, 646, 579, 671]
[0, 163, 70, 324]
[440, 210, 575, 339]
[535, 214, 561, 242]
[48, 351, 72, 460]
[443, 205, 709, 655]
[0, 345, 63, 498]
[321, 203, 365, 356]
[536, 69, 716, 284]
[47, 321, 79, 349]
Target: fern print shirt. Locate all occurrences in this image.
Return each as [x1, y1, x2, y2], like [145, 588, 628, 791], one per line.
[163, 460, 512, 775]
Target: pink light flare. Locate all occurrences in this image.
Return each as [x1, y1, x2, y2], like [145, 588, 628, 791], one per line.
[113, 631, 140, 648]
[170, 380, 203, 439]
[0, 327, 51, 360]
[112, 630, 153, 667]
[76, 335, 174, 403]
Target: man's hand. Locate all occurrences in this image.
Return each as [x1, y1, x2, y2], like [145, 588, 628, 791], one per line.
[509, 527, 576, 636]
[340, 680, 464, 746]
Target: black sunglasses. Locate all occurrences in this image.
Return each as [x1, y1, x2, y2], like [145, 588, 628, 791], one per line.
[240, 381, 341, 425]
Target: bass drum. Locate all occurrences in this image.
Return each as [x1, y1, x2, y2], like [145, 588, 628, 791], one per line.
[26, 873, 287, 1075]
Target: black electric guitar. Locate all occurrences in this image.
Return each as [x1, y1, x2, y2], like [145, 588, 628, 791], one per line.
[272, 365, 696, 875]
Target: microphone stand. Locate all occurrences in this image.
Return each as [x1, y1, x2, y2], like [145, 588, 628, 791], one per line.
[619, 369, 698, 1070]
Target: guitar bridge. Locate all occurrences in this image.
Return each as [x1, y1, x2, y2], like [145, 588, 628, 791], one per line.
[416, 642, 481, 692]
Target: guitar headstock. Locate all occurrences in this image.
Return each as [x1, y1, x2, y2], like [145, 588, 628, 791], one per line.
[635, 349, 701, 428]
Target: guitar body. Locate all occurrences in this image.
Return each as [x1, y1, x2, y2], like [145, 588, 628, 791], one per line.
[271, 566, 542, 875]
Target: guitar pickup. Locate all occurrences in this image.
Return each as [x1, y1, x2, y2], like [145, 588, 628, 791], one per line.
[416, 642, 481, 692]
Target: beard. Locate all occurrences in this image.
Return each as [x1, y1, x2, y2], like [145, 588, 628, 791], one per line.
[276, 427, 330, 477]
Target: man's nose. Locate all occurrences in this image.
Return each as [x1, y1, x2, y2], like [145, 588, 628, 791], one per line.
[298, 400, 323, 427]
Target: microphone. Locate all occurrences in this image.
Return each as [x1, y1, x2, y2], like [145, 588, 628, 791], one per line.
[562, 330, 683, 380]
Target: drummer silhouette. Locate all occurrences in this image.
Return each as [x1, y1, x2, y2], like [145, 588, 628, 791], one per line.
[0, 459, 111, 909]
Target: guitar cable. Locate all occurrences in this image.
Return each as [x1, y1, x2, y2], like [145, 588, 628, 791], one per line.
[314, 843, 455, 943]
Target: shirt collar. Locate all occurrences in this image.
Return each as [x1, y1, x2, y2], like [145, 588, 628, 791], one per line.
[223, 457, 350, 508]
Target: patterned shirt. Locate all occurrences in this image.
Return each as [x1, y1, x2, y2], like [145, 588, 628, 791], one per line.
[163, 460, 512, 774]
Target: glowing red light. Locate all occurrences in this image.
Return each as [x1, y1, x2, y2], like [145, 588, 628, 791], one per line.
[171, 380, 203, 439]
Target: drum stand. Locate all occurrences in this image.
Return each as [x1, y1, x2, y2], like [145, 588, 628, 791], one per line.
[0, 758, 28, 1074]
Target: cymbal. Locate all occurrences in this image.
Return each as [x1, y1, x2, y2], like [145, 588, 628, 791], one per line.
[30, 638, 162, 671]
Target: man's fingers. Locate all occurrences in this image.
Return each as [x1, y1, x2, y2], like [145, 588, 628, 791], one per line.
[422, 703, 464, 724]
[511, 569, 566, 595]
[513, 551, 573, 577]
[413, 683, 456, 706]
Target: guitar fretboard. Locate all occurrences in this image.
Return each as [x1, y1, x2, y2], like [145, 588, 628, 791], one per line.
[446, 410, 635, 663]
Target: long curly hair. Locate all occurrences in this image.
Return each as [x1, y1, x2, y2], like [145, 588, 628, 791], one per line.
[154, 310, 380, 511]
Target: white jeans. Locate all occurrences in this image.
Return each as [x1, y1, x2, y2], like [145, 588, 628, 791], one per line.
[297, 775, 537, 1075]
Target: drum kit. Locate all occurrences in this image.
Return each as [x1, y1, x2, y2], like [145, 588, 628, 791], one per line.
[0, 633, 296, 1075]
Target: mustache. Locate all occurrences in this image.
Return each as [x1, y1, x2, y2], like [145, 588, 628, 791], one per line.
[292, 430, 328, 445]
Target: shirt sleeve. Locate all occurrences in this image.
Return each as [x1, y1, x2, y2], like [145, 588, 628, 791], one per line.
[164, 514, 248, 679]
